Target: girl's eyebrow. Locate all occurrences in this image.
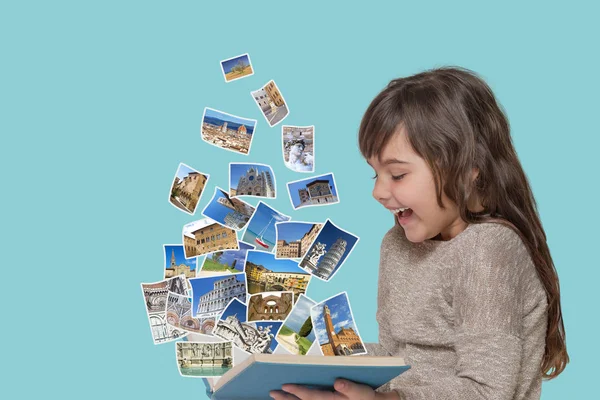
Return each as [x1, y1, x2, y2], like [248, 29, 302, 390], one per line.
[381, 158, 410, 165]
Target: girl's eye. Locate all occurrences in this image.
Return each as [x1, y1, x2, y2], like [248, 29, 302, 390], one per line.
[392, 174, 406, 181]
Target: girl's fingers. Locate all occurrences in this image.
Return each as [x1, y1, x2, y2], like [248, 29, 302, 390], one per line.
[280, 384, 338, 400]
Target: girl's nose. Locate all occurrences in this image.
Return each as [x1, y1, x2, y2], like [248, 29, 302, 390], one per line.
[372, 177, 390, 203]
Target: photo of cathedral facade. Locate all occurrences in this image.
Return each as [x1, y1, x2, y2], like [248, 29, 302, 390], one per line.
[194, 275, 247, 319]
[230, 164, 275, 198]
[164, 246, 195, 279]
[287, 173, 339, 210]
[166, 292, 202, 333]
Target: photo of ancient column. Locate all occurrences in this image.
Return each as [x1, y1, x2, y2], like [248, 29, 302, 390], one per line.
[212, 298, 282, 354]
[310, 292, 366, 357]
[244, 250, 311, 302]
[275, 221, 323, 260]
[169, 163, 209, 215]
[141, 278, 189, 344]
[176, 341, 234, 378]
[282, 125, 314, 172]
[241, 202, 291, 253]
[182, 218, 238, 258]
[247, 291, 294, 322]
[298, 219, 359, 282]
[275, 294, 318, 356]
[220, 53, 254, 83]
[164, 245, 196, 280]
[229, 163, 277, 199]
[201, 107, 257, 155]
[190, 273, 247, 320]
[286, 173, 339, 210]
[201, 187, 256, 231]
[251, 80, 289, 127]
[198, 241, 254, 277]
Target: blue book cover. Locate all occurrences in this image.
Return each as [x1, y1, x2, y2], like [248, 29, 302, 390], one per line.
[204, 354, 410, 400]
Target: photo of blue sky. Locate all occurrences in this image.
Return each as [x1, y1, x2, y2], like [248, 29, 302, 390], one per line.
[202, 188, 255, 228]
[276, 222, 320, 243]
[311, 293, 362, 349]
[242, 203, 290, 246]
[303, 220, 358, 279]
[230, 164, 275, 192]
[287, 173, 337, 208]
[164, 245, 196, 271]
[245, 251, 306, 274]
[218, 298, 247, 323]
[220, 54, 251, 74]
[190, 273, 246, 317]
[282, 295, 317, 343]
[175, 163, 201, 180]
[206, 242, 254, 271]
[204, 108, 256, 134]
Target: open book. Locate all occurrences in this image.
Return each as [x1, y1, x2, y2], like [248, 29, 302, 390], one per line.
[203, 354, 410, 400]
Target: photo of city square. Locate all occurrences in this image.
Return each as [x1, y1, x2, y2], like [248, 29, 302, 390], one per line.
[299, 219, 359, 282]
[169, 163, 209, 214]
[198, 241, 254, 277]
[275, 221, 323, 260]
[310, 292, 366, 356]
[251, 80, 289, 127]
[275, 294, 317, 356]
[244, 250, 311, 301]
[176, 342, 234, 378]
[201, 107, 256, 155]
[220, 53, 253, 82]
[229, 163, 276, 199]
[202, 187, 256, 231]
[213, 298, 282, 354]
[287, 173, 339, 210]
[190, 273, 247, 320]
[241, 202, 290, 253]
[182, 218, 238, 258]
[282, 125, 314, 172]
[164, 245, 196, 280]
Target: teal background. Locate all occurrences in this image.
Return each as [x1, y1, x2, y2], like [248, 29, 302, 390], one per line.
[2, 1, 598, 398]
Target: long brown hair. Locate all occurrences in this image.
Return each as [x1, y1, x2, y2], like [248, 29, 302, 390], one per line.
[358, 66, 568, 379]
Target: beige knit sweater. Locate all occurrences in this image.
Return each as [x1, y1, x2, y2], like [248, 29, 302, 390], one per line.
[364, 222, 548, 400]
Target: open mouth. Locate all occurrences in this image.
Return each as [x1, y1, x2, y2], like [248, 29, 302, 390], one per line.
[390, 207, 413, 221]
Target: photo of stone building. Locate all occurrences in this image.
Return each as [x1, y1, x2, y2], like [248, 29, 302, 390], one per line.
[182, 218, 238, 258]
[276, 222, 323, 259]
[191, 274, 247, 319]
[202, 187, 255, 231]
[201, 107, 256, 155]
[311, 293, 366, 357]
[251, 80, 289, 127]
[230, 163, 276, 198]
[166, 292, 202, 333]
[247, 292, 294, 322]
[169, 163, 208, 214]
[164, 245, 196, 279]
[176, 342, 233, 377]
[287, 173, 339, 210]
[244, 251, 311, 300]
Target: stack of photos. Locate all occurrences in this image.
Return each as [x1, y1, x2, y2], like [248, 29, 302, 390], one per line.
[310, 292, 366, 356]
[251, 80, 289, 127]
[202, 187, 256, 231]
[275, 222, 323, 260]
[298, 219, 359, 282]
[164, 245, 196, 280]
[244, 250, 311, 303]
[275, 294, 317, 355]
[220, 53, 253, 83]
[241, 202, 290, 253]
[229, 163, 277, 199]
[201, 107, 257, 155]
[182, 218, 239, 258]
[176, 342, 234, 378]
[169, 163, 209, 215]
[282, 125, 314, 172]
[141, 53, 369, 381]
[213, 298, 282, 354]
[287, 173, 339, 210]
[198, 241, 254, 277]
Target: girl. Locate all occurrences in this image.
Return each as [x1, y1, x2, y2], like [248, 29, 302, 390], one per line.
[270, 67, 568, 400]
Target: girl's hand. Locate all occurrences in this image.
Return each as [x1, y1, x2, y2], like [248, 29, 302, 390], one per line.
[269, 379, 400, 400]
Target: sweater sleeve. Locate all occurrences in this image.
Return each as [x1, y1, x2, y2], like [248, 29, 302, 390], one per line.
[396, 226, 529, 400]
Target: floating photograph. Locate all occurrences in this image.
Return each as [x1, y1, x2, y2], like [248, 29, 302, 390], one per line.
[169, 163, 209, 215]
[198, 241, 254, 277]
[275, 222, 323, 260]
[220, 53, 254, 82]
[201, 107, 256, 155]
[287, 173, 339, 210]
[247, 291, 294, 322]
[176, 341, 234, 378]
[201, 187, 256, 231]
[241, 202, 290, 252]
[275, 294, 317, 356]
[164, 244, 196, 280]
[190, 273, 247, 319]
[229, 163, 276, 199]
[182, 218, 238, 258]
[282, 125, 314, 172]
[251, 80, 289, 127]
[298, 219, 359, 282]
[141, 278, 189, 344]
[310, 292, 366, 356]
[166, 292, 204, 334]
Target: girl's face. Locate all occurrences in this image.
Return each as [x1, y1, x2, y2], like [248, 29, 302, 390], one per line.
[368, 126, 467, 243]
